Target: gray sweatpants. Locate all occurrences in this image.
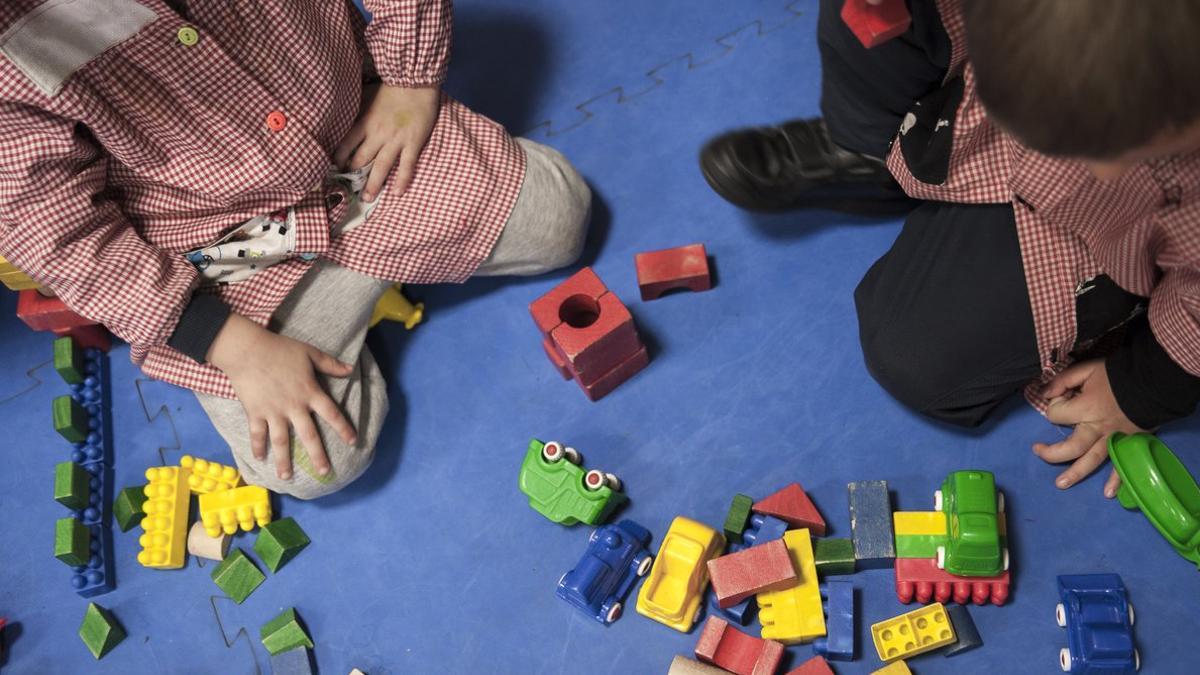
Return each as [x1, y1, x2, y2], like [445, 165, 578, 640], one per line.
[196, 139, 591, 498]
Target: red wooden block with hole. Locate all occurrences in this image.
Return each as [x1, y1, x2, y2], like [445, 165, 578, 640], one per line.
[695, 616, 785, 675]
[707, 538, 797, 609]
[541, 338, 572, 380]
[753, 483, 827, 536]
[841, 0, 911, 48]
[579, 345, 649, 401]
[785, 656, 835, 675]
[895, 557, 1011, 606]
[16, 290, 96, 332]
[634, 243, 712, 301]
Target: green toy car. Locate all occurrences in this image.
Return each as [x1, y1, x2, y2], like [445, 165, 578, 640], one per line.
[934, 470, 1008, 577]
[518, 439, 626, 526]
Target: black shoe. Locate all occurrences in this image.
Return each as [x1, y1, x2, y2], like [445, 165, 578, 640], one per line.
[699, 118, 915, 214]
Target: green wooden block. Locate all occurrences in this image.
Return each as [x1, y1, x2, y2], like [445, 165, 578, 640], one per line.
[54, 461, 91, 511]
[79, 602, 125, 659]
[254, 517, 311, 573]
[813, 537, 856, 576]
[113, 486, 148, 533]
[211, 548, 265, 604]
[722, 494, 754, 545]
[55, 517, 90, 567]
[54, 335, 85, 384]
[260, 608, 313, 656]
[53, 395, 89, 443]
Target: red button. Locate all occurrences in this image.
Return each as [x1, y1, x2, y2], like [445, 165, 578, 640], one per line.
[266, 111, 287, 132]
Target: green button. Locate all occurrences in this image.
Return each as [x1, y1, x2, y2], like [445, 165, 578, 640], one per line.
[177, 26, 199, 46]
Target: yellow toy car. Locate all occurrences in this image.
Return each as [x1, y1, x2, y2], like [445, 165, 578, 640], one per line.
[636, 516, 725, 632]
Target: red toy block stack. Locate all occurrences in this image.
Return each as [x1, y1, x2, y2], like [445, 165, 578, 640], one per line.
[841, 0, 911, 48]
[529, 267, 649, 401]
[634, 243, 712, 301]
[695, 616, 785, 675]
[753, 483, 827, 536]
[894, 557, 1011, 606]
[16, 290, 111, 352]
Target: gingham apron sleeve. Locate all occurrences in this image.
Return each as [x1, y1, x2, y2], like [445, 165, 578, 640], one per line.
[1148, 266, 1200, 378]
[0, 102, 199, 347]
[361, 0, 453, 88]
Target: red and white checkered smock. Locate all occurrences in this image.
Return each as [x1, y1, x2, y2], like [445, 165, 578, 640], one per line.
[0, 0, 525, 399]
[886, 0, 1200, 409]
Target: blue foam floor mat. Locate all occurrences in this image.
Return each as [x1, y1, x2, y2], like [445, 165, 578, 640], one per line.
[2, 1, 1198, 672]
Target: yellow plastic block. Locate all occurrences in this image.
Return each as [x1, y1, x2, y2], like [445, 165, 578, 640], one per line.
[137, 466, 192, 569]
[871, 661, 913, 675]
[893, 511, 947, 536]
[369, 285, 424, 329]
[871, 603, 956, 662]
[180, 455, 244, 494]
[0, 258, 39, 291]
[199, 485, 272, 537]
[757, 529, 825, 644]
[636, 516, 725, 632]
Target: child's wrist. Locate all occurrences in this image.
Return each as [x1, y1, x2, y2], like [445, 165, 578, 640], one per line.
[207, 313, 258, 371]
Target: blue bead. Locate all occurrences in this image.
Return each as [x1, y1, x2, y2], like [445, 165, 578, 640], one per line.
[71, 574, 86, 589]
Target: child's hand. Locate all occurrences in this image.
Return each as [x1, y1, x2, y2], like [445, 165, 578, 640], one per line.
[333, 84, 441, 203]
[1031, 359, 1145, 497]
[208, 314, 358, 480]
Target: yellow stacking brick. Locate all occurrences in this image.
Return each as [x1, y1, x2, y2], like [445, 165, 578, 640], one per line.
[199, 485, 272, 537]
[369, 284, 424, 329]
[871, 661, 913, 675]
[757, 529, 825, 644]
[180, 455, 244, 494]
[137, 466, 191, 569]
[893, 511, 947, 536]
[871, 603, 956, 662]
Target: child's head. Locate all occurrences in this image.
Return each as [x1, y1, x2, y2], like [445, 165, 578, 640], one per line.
[964, 1, 1200, 179]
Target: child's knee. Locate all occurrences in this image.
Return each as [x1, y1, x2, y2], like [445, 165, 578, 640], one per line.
[235, 437, 377, 500]
[518, 138, 592, 271]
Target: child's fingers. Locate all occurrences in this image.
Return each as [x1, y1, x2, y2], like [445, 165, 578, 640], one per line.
[249, 417, 269, 461]
[350, 135, 384, 171]
[1032, 424, 1101, 463]
[269, 416, 293, 480]
[1054, 437, 1109, 489]
[334, 123, 367, 168]
[1044, 393, 1097, 425]
[1103, 468, 1122, 499]
[292, 413, 331, 476]
[309, 348, 354, 378]
[311, 394, 358, 446]
[1041, 363, 1092, 399]
[363, 142, 402, 202]
[391, 148, 419, 198]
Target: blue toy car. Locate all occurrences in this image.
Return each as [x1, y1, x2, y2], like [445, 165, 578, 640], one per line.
[1056, 574, 1139, 673]
[557, 519, 653, 624]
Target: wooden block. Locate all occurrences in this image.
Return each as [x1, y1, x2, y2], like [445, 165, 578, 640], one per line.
[541, 338, 572, 380]
[634, 243, 712, 301]
[53, 395, 90, 443]
[578, 345, 649, 401]
[723, 494, 755, 545]
[841, 0, 911, 49]
[529, 266, 608, 335]
[260, 608, 313, 656]
[813, 537, 855, 576]
[113, 486, 148, 533]
[211, 549, 265, 604]
[188, 521, 231, 561]
[54, 461, 91, 511]
[54, 336, 85, 384]
[753, 483, 826, 535]
[78, 602, 124, 659]
[55, 517, 90, 567]
[848, 480, 895, 569]
[270, 647, 315, 675]
[943, 604, 983, 657]
[707, 538, 797, 608]
[785, 656, 835, 675]
[254, 517, 310, 573]
[58, 324, 112, 352]
[552, 290, 642, 380]
[694, 616, 785, 675]
[667, 656, 729, 675]
[16, 290, 95, 332]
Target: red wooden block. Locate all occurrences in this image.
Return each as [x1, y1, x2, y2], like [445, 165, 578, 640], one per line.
[541, 338, 572, 380]
[695, 616, 785, 675]
[16, 290, 96, 332]
[529, 267, 608, 335]
[578, 345, 648, 401]
[707, 538, 797, 609]
[841, 0, 911, 48]
[55, 325, 113, 353]
[753, 483, 827, 536]
[894, 557, 1011, 606]
[785, 656, 835, 675]
[634, 243, 712, 301]
[550, 291, 642, 380]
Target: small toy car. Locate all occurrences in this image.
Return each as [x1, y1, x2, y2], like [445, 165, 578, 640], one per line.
[636, 516, 725, 632]
[518, 439, 625, 526]
[556, 519, 653, 624]
[935, 470, 1008, 576]
[1056, 574, 1139, 673]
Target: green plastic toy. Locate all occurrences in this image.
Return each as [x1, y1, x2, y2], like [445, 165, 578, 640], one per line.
[935, 470, 1007, 576]
[1109, 432, 1200, 568]
[517, 438, 625, 526]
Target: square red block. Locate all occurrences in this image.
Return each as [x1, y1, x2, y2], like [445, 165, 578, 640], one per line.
[578, 345, 649, 401]
[841, 0, 911, 49]
[695, 616, 785, 675]
[707, 538, 797, 608]
[634, 243, 712, 301]
[16, 290, 96, 332]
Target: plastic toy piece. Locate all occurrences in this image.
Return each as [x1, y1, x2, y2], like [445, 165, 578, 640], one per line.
[894, 557, 1010, 606]
[840, 0, 911, 49]
[758, 529, 826, 644]
[708, 539, 797, 609]
[16, 289, 96, 332]
[1056, 574, 1139, 673]
[636, 516, 725, 632]
[812, 581, 854, 661]
[695, 616, 784, 675]
[137, 466, 191, 569]
[180, 455, 243, 494]
[518, 438, 626, 526]
[255, 517, 311, 573]
[668, 655, 731, 675]
[896, 511, 1008, 559]
[211, 548, 265, 604]
[871, 602, 956, 662]
[198, 485, 272, 537]
[54, 335, 85, 384]
[786, 656, 835, 675]
[634, 243, 712, 301]
[813, 537, 855, 576]
[936, 470, 1005, 576]
[723, 494, 755, 545]
[55, 516, 90, 567]
[893, 511, 947, 537]
[62, 462, 108, 527]
[188, 521, 231, 561]
[943, 604, 982, 657]
[848, 480, 895, 569]
[870, 662, 912, 675]
[270, 647, 316, 675]
[78, 603, 124, 659]
[557, 519, 653, 624]
[53, 395, 89, 443]
[736, 514, 789, 552]
[54, 461, 91, 512]
[753, 483, 826, 535]
[72, 524, 115, 598]
[113, 486, 148, 533]
[370, 284, 425, 329]
[260, 608, 313, 656]
[1108, 432, 1200, 567]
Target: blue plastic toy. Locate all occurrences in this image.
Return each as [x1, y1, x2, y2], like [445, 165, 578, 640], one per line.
[812, 581, 854, 661]
[557, 519, 653, 624]
[1056, 574, 1138, 673]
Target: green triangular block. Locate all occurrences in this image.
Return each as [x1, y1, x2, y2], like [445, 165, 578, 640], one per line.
[79, 602, 125, 659]
[55, 517, 90, 567]
[211, 548, 265, 604]
[54, 336, 85, 384]
[113, 485, 148, 532]
[54, 461, 91, 511]
[53, 395, 89, 443]
[260, 608, 313, 656]
[254, 517, 311, 573]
